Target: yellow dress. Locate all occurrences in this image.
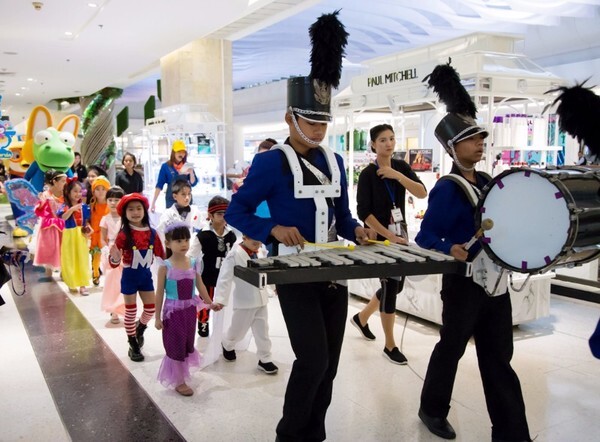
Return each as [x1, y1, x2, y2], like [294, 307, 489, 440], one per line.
[58, 204, 91, 289]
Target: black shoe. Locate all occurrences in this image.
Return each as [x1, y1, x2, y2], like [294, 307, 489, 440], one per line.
[92, 277, 100, 286]
[127, 336, 144, 362]
[258, 360, 278, 374]
[383, 347, 408, 365]
[198, 321, 209, 337]
[136, 321, 147, 348]
[350, 313, 376, 340]
[222, 345, 236, 361]
[418, 408, 456, 440]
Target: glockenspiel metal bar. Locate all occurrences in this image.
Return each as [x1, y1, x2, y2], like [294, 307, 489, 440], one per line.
[371, 245, 425, 263]
[314, 253, 347, 266]
[395, 243, 455, 261]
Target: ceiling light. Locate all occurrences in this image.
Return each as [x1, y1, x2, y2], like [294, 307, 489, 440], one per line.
[27, 78, 35, 82]
[88, 2, 98, 7]
[65, 31, 73, 36]
[20, 86, 27, 90]
[15, 93, 21, 96]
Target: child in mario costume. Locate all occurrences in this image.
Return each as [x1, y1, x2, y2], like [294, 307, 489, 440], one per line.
[109, 193, 165, 362]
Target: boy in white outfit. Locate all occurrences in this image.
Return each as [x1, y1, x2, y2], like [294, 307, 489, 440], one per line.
[214, 235, 278, 375]
[157, 179, 203, 238]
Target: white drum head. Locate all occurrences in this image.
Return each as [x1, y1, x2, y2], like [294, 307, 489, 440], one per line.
[481, 170, 571, 271]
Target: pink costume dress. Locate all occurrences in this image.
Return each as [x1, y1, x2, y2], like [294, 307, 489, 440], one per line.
[100, 213, 125, 316]
[33, 191, 65, 270]
[157, 258, 206, 388]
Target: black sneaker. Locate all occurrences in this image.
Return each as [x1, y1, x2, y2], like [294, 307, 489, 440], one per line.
[383, 347, 408, 365]
[350, 313, 376, 340]
[258, 360, 278, 374]
[198, 321, 209, 337]
[222, 345, 236, 361]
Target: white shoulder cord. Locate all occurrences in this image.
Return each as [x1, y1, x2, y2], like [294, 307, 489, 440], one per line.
[274, 144, 341, 243]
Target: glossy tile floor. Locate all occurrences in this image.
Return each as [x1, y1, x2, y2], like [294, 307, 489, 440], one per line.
[1, 236, 599, 440]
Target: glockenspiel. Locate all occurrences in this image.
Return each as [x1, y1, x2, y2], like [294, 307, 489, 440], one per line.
[234, 243, 469, 288]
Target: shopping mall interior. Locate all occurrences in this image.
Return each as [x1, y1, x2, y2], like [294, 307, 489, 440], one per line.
[1, 1, 600, 441]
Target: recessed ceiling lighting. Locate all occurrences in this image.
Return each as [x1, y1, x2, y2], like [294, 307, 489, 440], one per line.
[20, 86, 27, 90]
[88, 2, 98, 7]
[65, 31, 73, 36]
[3, 51, 18, 56]
[15, 93, 21, 96]
[27, 78, 35, 82]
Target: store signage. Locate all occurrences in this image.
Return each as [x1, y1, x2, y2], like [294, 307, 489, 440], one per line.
[351, 61, 436, 95]
[367, 68, 418, 88]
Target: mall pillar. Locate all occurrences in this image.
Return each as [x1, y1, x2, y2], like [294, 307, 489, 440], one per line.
[160, 38, 240, 174]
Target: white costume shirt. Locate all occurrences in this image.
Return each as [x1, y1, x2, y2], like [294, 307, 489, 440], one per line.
[214, 243, 269, 309]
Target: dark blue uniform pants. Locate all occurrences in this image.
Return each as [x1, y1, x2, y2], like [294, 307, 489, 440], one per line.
[275, 281, 348, 442]
[421, 274, 530, 441]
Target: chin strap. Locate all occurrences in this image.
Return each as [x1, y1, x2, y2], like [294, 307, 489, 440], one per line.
[448, 145, 475, 172]
[289, 108, 321, 146]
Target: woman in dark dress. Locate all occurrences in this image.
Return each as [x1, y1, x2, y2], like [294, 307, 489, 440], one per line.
[115, 152, 144, 195]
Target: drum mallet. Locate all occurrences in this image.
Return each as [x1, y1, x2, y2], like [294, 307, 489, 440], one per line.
[465, 218, 494, 250]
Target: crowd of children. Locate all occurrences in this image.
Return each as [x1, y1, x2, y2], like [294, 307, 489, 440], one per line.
[27, 162, 278, 398]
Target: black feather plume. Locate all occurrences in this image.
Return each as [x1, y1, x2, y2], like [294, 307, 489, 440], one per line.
[545, 81, 600, 156]
[309, 10, 349, 89]
[422, 59, 477, 118]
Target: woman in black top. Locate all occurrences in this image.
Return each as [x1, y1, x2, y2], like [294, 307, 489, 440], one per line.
[71, 152, 87, 182]
[115, 152, 144, 194]
[351, 124, 427, 365]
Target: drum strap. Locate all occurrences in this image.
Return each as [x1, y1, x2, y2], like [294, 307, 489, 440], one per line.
[440, 172, 507, 297]
[439, 172, 491, 207]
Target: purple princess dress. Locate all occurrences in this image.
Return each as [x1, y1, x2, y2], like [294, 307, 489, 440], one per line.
[157, 258, 206, 388]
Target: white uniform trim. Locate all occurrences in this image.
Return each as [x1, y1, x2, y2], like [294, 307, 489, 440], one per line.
[274, 144, 341, 244]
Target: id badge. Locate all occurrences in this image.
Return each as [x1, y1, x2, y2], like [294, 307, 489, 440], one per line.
[215, 257, 222, 269]
[391, 208, 403, 223]
[388, 223, 398, 235]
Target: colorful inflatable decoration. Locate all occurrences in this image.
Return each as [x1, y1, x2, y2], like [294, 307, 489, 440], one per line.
[0, 120, 15, 160]
[7, 141, 29, 178]
[23, 105, 79, 192]
[4, 179, 39, 234]
[0, 96, 13, 160]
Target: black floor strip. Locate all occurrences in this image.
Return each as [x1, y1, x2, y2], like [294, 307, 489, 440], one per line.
[11, 265, 185, 442]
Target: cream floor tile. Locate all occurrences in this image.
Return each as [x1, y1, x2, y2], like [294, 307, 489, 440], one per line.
[0, 285, 70, 442]
[8, 266, 600, 442]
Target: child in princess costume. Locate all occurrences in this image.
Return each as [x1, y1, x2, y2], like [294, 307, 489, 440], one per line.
[154, 222, 215, 396]
[58, 178, 92, 295]
[33, 169, 67, 277]
[100, 186, 125, 324]
[109, 193, 165, 362]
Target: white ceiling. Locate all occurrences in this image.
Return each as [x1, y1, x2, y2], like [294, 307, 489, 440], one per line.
[1, 0, 600, 122]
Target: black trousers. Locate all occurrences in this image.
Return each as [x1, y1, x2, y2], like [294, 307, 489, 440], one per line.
[275, 281, 348, 442]
[421, 274, 531, 442]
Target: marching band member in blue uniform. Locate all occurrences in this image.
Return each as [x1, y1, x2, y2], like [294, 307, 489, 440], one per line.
[226, 12, 374, 442]
[415, 62, 531, 442]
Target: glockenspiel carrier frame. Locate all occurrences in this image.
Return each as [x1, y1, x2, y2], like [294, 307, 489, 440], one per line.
[234, 243, 471, 288]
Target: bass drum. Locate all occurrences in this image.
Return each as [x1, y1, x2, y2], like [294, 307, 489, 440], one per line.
[476, 167, 600, 274]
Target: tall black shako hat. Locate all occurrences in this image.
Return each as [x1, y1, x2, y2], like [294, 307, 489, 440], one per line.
[423, 59, 488, 153]
[287, 10, 349, 123]
[545, 81, 600, 156]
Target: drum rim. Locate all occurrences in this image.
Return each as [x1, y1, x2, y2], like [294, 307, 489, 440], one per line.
[476, 167, 578, 274]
